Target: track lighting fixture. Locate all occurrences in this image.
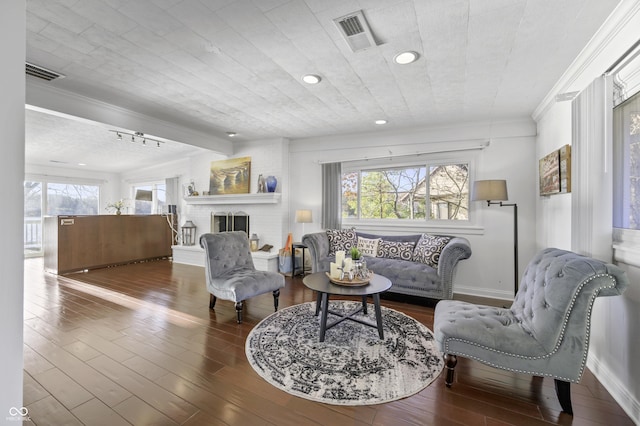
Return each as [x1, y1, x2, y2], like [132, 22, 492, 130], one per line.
[109, 130, 164, 147]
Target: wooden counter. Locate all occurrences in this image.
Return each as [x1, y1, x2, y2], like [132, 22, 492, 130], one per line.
[44, 215, 173, 274]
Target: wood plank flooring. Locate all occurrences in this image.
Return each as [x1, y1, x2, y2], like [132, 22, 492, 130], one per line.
[22, 258, 633, 425]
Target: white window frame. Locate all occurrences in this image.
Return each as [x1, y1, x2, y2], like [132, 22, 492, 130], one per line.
[130, 180, 166, 215]
[612, 50, 640, 266]
[342, 151, 482, 235]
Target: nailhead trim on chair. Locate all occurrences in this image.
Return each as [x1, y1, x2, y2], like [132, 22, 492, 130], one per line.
[443, 273, 617, 382]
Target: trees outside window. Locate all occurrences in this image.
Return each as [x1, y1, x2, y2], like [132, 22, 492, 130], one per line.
[342, 162, 469, 222]
[613, 90, 640, 229]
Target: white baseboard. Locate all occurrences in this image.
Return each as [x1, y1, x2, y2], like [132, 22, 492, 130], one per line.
[587, 354, 640, 424]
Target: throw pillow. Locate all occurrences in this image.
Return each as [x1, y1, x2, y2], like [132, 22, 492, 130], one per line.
[357, 237, 381, 257]
[412, 234, 452, 268]
[326, 229, 357, 256]
[377, 240, 415, 261]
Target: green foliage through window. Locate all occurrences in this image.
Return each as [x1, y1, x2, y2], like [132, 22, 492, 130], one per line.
[342, 163, 469, 221]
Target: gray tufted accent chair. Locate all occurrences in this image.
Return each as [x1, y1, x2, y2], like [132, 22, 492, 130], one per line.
[434, 248, 628, 415]
[200, 232, 285, 323]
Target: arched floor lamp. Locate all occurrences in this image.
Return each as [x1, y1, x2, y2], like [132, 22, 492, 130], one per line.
[472, 180, 519, 295]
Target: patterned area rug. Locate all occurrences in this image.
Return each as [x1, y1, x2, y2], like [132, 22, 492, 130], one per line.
[245, 300, 444, 405]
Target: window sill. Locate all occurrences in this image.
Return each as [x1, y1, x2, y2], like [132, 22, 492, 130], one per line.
[342, 219, 484, 236]
[613, 228, 640, 268]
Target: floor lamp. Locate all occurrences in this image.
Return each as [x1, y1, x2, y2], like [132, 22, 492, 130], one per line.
[472, 180, 519, 295]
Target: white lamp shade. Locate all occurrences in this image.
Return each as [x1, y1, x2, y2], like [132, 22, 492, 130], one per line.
[472, 180, 508, 201]
[295, 209, 313, 223]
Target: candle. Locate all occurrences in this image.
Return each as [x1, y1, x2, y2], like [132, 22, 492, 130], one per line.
[343, 258, 352, 272]
[335, 250, 345, 267]
[330, 262, 340, 279]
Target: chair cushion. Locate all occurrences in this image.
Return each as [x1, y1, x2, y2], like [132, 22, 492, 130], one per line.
[208, 268, 285, 302]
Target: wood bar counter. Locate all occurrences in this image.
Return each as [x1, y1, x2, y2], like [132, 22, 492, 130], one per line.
[44, 215, 172, 274]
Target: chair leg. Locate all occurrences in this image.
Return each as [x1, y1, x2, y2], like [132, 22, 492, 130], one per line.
[235, 301, 243, 323]
[209, 294, 217, 310]
[273, 289, 280, 311]
[554, 379, 573, 415]
[444, 354, 457, 387]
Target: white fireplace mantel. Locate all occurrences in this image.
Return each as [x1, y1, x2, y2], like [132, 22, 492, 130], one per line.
[184, 193, 281, 205]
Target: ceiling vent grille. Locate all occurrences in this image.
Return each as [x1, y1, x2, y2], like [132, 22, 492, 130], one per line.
[334, 10, 377, 52]
[26, 62, 64, 81]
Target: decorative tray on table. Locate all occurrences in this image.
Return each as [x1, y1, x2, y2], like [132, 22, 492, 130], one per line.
[325, 271, 373, 287]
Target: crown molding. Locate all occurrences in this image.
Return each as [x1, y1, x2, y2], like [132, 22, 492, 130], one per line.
[532, 0, 640, 122]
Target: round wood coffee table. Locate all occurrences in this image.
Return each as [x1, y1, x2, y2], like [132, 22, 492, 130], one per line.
[302, 272, 392, 342]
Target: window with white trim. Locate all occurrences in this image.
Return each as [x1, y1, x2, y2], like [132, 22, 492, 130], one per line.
[131, 182, 166, 214]
[342, 159, 470, 223]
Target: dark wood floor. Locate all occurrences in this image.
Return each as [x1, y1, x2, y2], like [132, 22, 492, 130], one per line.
[22, 258, 633, 425]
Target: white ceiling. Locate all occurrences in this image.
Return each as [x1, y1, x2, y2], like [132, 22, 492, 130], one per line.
[25, 0, 622, 173]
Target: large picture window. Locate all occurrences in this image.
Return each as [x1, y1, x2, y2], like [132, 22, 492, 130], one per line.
[613, 89, 640, 230]
[342, 162, 470, 223]
[24, 179, 101, 256]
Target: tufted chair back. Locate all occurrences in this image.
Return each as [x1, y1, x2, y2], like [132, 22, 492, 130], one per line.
[510, 248, 628, 356]
[200, 231, 256, 278]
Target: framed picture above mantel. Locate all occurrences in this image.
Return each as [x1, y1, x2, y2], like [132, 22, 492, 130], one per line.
[209, 157, 251, 195]
[539, 144, 571, 196]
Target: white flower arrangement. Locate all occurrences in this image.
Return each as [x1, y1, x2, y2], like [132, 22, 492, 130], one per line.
[106, 199, 126, 214]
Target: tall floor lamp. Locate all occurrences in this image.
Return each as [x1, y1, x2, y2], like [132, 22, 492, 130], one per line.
[472, 180, 519, 295]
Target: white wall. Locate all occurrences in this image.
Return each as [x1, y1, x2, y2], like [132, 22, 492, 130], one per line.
[289, 120, 537, 300]
[1, 1, 25, 420]
[167, 138, 291, 251]
[533, 1, 640, 421]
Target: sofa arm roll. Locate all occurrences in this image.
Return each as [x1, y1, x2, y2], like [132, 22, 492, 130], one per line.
[302, 232, 330, 273]
[437, 237, 472, 299]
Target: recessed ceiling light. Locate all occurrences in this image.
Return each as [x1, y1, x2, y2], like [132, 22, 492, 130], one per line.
[302, 74, 321, 84]
[375, 119, 388, 125]
[394, 51, 419, 65]
[226, 132, 237, 137]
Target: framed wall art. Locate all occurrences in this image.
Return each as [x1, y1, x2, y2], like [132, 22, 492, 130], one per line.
[539, 145, 571, 196]
[209, 156, 251, 195]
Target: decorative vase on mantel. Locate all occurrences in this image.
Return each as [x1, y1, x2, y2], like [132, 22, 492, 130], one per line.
[257, 174, 266, 193]
[265, 176, 277, 193]
[116, 209, 121, 215]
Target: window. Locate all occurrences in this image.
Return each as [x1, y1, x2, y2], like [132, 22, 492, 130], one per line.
[24, 179, 101, 256]
[342, 162, 470, 223]
[46, 183, 99, 215]
[132, 182, 166, 214]
[613, 89, 640, 229]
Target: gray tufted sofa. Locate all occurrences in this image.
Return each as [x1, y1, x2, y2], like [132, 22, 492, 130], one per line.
[200, 231, 285, 323]
[434, 248, 629, 415]
[302, 231, 471, 300]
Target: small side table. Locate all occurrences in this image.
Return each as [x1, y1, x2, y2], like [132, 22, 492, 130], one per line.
[291, 243, 307, 277]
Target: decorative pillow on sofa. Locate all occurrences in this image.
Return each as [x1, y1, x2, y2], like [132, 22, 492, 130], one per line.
[377, 240, 415, 261]
[326, 229, 357, 255]
[357, 237, 381, 257]
[412, 234, 452, 268]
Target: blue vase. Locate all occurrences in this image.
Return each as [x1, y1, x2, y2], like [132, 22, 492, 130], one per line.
[266, 176, 277, 192]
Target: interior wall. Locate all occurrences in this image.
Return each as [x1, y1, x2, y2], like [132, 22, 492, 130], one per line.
[175, 138, 290, 252]
[1, 0, 25, 416]
[289, 120, 537, 300]
[533, 1, 640, 421]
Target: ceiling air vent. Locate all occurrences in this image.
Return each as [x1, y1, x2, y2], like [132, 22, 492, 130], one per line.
[334, 10, 377, 52]
[26, 62, 64, 81]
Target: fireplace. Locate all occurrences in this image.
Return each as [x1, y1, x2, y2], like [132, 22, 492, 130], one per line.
[211, 212, 249, 236]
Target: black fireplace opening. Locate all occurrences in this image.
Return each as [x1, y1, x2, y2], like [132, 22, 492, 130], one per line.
[211, 212, 249, 236]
